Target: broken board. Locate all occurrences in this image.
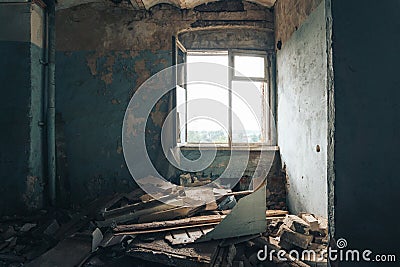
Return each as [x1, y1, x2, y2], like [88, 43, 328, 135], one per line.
[199, 184, 266, 241]
[127, 236, 217, 267]
[165, 226, 215, 245]
[164, 185, 267, 245]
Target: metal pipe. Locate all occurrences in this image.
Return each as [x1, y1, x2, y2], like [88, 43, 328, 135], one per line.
[46, 0, 56, 206]
[41, 1, 50, 206]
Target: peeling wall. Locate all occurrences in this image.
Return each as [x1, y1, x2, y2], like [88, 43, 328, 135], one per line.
[55, 1, 276, 206]
[177, 149, 286, 210]
[275, 0, 327, 217]
[0, 2, 45, 215]
[274, 0, 322, 50]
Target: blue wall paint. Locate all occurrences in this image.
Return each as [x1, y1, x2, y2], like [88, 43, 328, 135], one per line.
[0, 41, 45, 215]
[0, 41, 32, 214]
[28, 43, 46, 210]
[0, 2, 46, 215]
[54, 2, 278, 207]
[55, 49, 171, 205]
[55, 49, 281, 206]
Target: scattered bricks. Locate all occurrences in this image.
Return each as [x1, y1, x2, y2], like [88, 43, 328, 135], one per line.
[314, 215, 328, 236]
[310, 230, 326, 240]
[313, 235, 329, 245]
[278, 239, 294, 250]
[307, 242, 327, 252]
[300, 213, 319, 232]
[278, 225, 313, 249]
[283, 215, 310, 235]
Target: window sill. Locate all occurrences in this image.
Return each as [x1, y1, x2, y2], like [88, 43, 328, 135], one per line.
[177, 144, 279, 152]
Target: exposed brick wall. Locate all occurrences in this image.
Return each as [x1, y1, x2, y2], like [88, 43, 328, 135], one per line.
[274, 0, 322, 50]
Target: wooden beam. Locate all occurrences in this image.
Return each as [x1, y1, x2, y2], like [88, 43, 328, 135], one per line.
[114, 214, 226, 232]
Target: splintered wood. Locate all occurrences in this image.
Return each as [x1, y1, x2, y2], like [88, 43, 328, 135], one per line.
[114, 214, 226, 233]
[165, 226, 215, 245]
[92, 183, 326, 267]
[96, 185, 223, 227]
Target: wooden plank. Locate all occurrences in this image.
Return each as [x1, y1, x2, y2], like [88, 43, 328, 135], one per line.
[104, 189, 259, 220]
[102, 199, 154, 219]
[96, 200, 185, 227]
[114, 210, 288, 234]
[114, 222, 218, 236]
[99, 193, 127, 212]
[224, 190, 254, 197]
[103, 193, 185, 219]
[184, 187, 217, 211]
[137, 206, 194, 223]
[126, 237, 217, 267]
[165, 229, 193, 245]
[266, 209, 289, 217]
[127, 247, 209, 267]
[166, 226, 215, 245]
[114, 214, 226, 232]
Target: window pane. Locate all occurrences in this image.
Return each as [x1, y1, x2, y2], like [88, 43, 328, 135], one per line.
[234, 55, 265, 78]
[186, 53, 229, 143]
[186, 83, 229, 143]
[184, 119, 229, 143]
[232, 81, 266, 143]
[176, 85, 186, 143]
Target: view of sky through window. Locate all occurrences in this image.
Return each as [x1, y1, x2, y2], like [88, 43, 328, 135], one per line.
[177, 51, 266, 144]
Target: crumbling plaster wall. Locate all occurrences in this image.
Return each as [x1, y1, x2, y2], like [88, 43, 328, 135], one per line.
[274, 0, 322, 49]
[0, 2, 46, 215]
[55, 1, 280, 207]
[275, 0, 327, 217]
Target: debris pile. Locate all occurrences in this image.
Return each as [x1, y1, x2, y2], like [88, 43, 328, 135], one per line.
[0, 183, 327, 267]
[267, 213, 329, 266]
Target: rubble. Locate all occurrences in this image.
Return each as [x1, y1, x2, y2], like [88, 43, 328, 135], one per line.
[0, 183, 328, 267]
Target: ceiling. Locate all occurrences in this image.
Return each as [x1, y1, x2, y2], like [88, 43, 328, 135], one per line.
[56, 0, 277, 10]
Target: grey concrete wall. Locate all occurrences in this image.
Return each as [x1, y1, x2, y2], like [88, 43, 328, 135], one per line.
[330, 0, 400, 259]
[0, 2, 45, 215]
[276, 1, 327, 217]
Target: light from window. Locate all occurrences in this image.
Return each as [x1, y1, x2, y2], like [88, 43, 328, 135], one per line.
[234, 55, 265, 78]
[232, 81, 265, 143]
[176, 51, 269, 145]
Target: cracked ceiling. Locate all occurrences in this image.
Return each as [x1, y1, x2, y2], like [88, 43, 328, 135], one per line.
[56, 0, 277, 10]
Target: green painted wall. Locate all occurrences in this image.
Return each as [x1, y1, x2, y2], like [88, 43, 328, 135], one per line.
[0, 3, 45, 215]
[55, 2, 278, 207]
[55, 49, 171, 205]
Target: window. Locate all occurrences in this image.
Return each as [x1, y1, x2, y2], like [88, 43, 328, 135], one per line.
[175, 48, 274, 147]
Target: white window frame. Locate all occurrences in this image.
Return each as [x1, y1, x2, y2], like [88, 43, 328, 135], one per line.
[176, 49, 274, 148]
